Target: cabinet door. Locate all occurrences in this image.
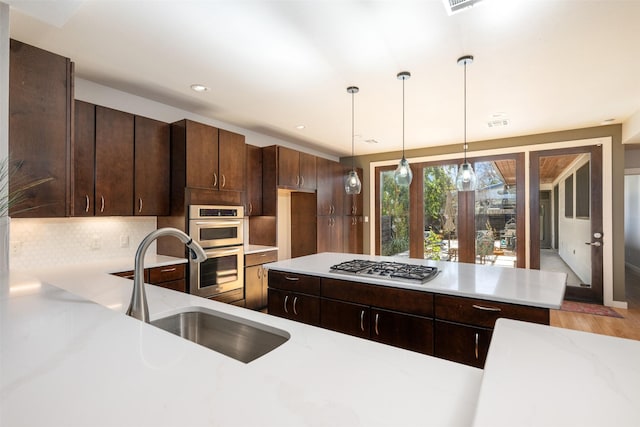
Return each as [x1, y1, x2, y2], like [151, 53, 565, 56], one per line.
[95, 106, 134, 216]
[316, 157, 333, 215]
[344, 215, 363, 254]
[245, 265, 263, 310]
[218, 129, 246, 191]
[344, 167, 363, 216]
[299, 152, 316, 190]
[73, 100, 95, 216]
[134, 116, 170, 216]
[9, 39, 71, 218]
[246, 144, 262, 216]
[371, 308, 434, 355]
[185, 120, 218, 189]
[267, 288, 320, 326]
[330, 216, 344, 253]
[434, 320, 492, 368]
[277, 146, 299, 189]
[321, 298, 370, 339]
[331, 162, 345, 216]
[261, 266, 269, 308]
[317, 216, 331, 253]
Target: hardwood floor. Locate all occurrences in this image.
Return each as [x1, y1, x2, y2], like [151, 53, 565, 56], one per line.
[550, 267, 640, 340]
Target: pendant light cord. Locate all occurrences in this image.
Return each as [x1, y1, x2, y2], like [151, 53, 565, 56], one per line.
[351, 89, 355, 171]
[463, 60, 467, 163]
[402, 76, 406, 159]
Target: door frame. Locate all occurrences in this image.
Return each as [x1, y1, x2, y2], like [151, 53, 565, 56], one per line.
[530, 145, 603, 304]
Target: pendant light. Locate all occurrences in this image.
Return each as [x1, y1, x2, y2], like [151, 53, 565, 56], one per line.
[394, 71, 413, 186]
[455, 55, 477, 191]
[345, 86, 362, 195]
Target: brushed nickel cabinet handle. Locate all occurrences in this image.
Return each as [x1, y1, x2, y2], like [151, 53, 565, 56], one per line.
[475, 333, 479, 360]
[360, 310, 365, 332]
[85, 195, 90, 213]
[472, 304, 501, 312]
[257, 268, 262, 279]
[213, 172, 217, 187]
[221, 174, 226, 188]
[248, 202, 253, 215]
[375, 313, 380, 336]
[100, 195, 105, 213]
[300, 175, 304, 187]
[284, 276, 299, 281]
[160, 267, 176, 273]
[284, 295, 289, 313]
[296, 175, 300, 186]
[293, 296, 298, 315]
[138, 197, 143, 213]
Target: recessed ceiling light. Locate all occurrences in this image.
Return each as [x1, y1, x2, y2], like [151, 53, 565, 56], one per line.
[190, 84, 209, 92]
[295, 125, 306, 130]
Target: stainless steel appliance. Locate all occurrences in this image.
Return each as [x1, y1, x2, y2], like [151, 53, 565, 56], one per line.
[330, 260, 439, 284]
[189, 205, 244, 302]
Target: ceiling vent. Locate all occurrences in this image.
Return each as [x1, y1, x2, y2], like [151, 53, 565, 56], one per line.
[487, 119, 510, 128]
[443, 0, 484, 15]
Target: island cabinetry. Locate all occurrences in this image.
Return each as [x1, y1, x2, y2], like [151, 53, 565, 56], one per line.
[320, 278, 434, 355]
[245, 250, 278, 310]
[434, 294, 549, 368]
[267, 271, 320, 326]
[9, 39, 72, 217]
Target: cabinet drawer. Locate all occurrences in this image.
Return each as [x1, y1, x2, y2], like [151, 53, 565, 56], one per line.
[245, 250, 277, 267]
[322, 278, 433, 317]
[268, 270, 321, 296]
[148, 264, 186, 283]
[434, 294, 549, 328]
[154, 279, 186, 293]
[434, 320, 492, 368]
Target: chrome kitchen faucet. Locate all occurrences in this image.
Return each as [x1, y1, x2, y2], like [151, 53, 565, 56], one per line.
[126, 228, 206, 323]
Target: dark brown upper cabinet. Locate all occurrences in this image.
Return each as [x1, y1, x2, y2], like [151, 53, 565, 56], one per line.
[246, 144, 263, 216]
[171, 119, 246, 192]
[95, 106, 134, 216]
[72, 100, 95, 216]
[277, 146, 316, 191]
[134, 116, 170, 216]
[316, 157, 343, 216]
[9, 39, 72, 217]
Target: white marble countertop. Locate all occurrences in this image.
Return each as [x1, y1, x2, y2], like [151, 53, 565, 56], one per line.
[264, 252, 567, 309]
[473, 318, 640, 427]
[244, 244, 278, 255]
[0, 260, 482, 427]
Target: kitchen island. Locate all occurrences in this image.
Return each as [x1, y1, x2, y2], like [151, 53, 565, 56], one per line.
[3, 255, 639, 426]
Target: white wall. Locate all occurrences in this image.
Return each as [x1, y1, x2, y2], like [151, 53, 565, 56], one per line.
[556, 155, 592, 284]
[1, 3, 9, 207]
[624, 174, 640, 270]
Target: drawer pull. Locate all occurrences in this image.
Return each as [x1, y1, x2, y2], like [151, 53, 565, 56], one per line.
[475, 333, 479, 360]
[100, 195, 105, 213]
[284, 276, 299, 281]
[472, 304, 501, 312]
[293, 296, 298, 315]
[160, 267, 177, 273]
[360, 310, 365, 332]
[85, 195, 90, 213]
[221, 174, 226, 188]
[300, 175, 305, 187]
[374, 313, 380, 336]
[138, 197, 143, 213]
[257, 268, 262, 279]
[259, 253, 267, 257]
[212, 172, 217, 188]
[284, 295, 289, 313]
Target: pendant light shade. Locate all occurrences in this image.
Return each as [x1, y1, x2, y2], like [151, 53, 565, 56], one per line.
[345, 86, 362, 195]
[455, 55, 477, 192]
[394, 71, 413, 186]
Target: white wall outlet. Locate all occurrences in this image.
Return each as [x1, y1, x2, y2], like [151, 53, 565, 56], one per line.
[120, 234, 129, 248]
[364, 216, 369, 223]
[90, 235, 101, 250]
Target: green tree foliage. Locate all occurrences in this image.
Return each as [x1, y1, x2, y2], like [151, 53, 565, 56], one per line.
[423, 165, 456, 233]
[381, 171, 409, 256]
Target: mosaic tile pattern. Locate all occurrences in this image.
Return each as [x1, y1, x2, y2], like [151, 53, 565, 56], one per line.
[9, 217, 157, 270]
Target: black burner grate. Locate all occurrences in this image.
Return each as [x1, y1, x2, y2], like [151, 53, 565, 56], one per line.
[330, 260, 439, 284]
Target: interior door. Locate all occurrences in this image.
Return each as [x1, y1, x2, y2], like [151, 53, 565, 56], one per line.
[530, 145, 603, 304]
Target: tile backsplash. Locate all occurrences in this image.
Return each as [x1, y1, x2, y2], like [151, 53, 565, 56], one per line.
[9, 217, 157, 270]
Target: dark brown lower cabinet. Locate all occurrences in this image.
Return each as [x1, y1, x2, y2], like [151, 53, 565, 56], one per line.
[268, 288, 320, 326]
[434, 320, 492, 369]
[321, 298, 370, 339]
[370, 308, 434, 355]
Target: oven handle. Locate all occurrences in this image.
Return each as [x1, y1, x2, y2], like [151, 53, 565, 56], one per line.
[203, 247, 241, 257]
[194, 220, 242, 226]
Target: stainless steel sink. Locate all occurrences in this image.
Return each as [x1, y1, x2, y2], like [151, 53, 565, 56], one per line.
[151, 307, 289, 363]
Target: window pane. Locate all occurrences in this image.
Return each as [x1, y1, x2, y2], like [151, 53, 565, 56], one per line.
[474, 160, 517, 268]
[380, 170, 409, 256]
[423, 164, 458, 261]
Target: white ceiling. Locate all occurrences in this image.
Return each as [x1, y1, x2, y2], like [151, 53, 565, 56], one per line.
[7, 0, 640, 157]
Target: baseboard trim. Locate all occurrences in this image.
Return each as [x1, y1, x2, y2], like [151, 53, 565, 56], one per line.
[608, 300, 629, 309]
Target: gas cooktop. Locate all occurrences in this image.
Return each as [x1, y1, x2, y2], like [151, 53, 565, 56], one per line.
[329, 260, 439, 284]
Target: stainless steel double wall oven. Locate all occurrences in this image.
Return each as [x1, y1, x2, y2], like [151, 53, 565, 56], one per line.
[189, 205, 244, 303]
